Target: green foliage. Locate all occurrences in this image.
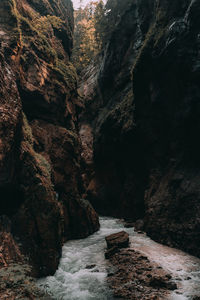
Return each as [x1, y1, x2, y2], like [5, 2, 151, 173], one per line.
[34, 15, 64, 35]
[72, 1, 105, 74]
[10, 0, 77, 90]
[21, 112, 52, 181]
[72, 0, 134, 74]
[35, 153, 52, 181]
[50, 60, 77, 89]
[93, 0, 107, 50]
[22, 112, 33, 146]
[10, 2, 63, 56]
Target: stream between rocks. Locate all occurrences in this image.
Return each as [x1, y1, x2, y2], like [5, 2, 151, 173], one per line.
[38, 217, 200, 300]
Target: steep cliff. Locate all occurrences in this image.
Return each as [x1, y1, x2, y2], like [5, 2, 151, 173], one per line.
[83, 0, 200, 257]
[0, 0, 99, 283]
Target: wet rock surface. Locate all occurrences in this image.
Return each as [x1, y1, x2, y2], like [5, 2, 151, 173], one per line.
[105, 231, 129, 249]
[0, 264, 51, 300]
[107, 248, 177, 299]
[105, 231, 129, 259]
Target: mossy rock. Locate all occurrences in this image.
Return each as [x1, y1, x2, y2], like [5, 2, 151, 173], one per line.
[0, 263, 51, 299]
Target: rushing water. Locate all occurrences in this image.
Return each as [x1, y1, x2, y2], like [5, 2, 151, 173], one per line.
[38, 217, 200, 300]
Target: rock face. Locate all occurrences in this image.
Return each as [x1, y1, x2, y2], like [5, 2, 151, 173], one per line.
[0, 0, 99, 283]
[83, 0, 200, 257]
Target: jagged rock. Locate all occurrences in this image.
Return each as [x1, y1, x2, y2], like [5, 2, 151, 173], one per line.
[0, 216, 24, 268]
[0, 0, 99, 295]
[105, 231, 129, 249]
[82, 0, 200, 257]
[0, 264, 51, 300]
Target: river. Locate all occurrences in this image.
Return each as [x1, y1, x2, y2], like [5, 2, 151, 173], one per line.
[38, 217, 200, 300]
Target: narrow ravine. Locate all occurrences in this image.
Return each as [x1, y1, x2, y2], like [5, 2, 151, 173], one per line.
[38, 218, 200, 300]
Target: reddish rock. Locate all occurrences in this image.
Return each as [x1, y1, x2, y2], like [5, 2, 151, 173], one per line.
[107, 248, 177, 300]
[0, 216, 23, 268]
[0, 0, 99, 290]
[105, 231, 129, 249]
[0, 216, 51, 299]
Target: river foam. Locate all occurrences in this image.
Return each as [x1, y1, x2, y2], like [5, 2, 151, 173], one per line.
[38, 217, 200, 300]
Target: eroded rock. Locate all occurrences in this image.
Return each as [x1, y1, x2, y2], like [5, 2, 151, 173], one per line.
[0, 1, 99, 298]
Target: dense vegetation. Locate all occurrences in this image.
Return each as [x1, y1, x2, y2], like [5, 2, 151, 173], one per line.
[72, 0, 133, 74]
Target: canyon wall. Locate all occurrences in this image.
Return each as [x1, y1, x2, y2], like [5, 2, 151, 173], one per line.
[84, 0, 200, 257]
[0, 0, 99, 281]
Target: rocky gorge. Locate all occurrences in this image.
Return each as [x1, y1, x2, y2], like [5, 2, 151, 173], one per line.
[1, 0, 200, 299]
[82, 0, 200, 259]
[0, 0, 99, 297]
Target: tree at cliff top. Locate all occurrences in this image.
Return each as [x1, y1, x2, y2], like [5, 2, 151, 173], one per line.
[72, 0, 134, 74]
[72, 0, 106, 74]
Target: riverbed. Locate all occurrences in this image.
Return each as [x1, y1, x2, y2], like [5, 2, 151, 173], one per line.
[38, 217, 200, 300]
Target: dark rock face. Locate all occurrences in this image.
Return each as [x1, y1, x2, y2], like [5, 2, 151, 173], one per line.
[85, 0, 154, 219]
[84, 0, 200, 257]
[0, 0, 99, 284]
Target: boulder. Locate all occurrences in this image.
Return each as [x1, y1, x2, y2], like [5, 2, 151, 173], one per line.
[105, 231, 129, 250]
[0, 0, 100, 281]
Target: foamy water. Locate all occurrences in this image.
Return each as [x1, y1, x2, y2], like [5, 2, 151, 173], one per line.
[38, 217, 200, 300]
[131, 233, 200, 300]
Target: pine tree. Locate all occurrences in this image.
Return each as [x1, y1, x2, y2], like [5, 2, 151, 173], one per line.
[93, 0, 106, 50]
[72, 1, 100, 74]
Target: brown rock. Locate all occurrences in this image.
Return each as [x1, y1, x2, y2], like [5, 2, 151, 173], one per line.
[150, 276, 177, 290]
[0, 0, 99, 285]
[105, 231, 129, 250]
[0, 216, 24, 268]
[0, 264, 51, 300]
[107, 248, 177, 300]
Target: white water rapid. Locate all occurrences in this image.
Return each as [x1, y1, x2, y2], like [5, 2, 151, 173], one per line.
[38, 217, 200, 300]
